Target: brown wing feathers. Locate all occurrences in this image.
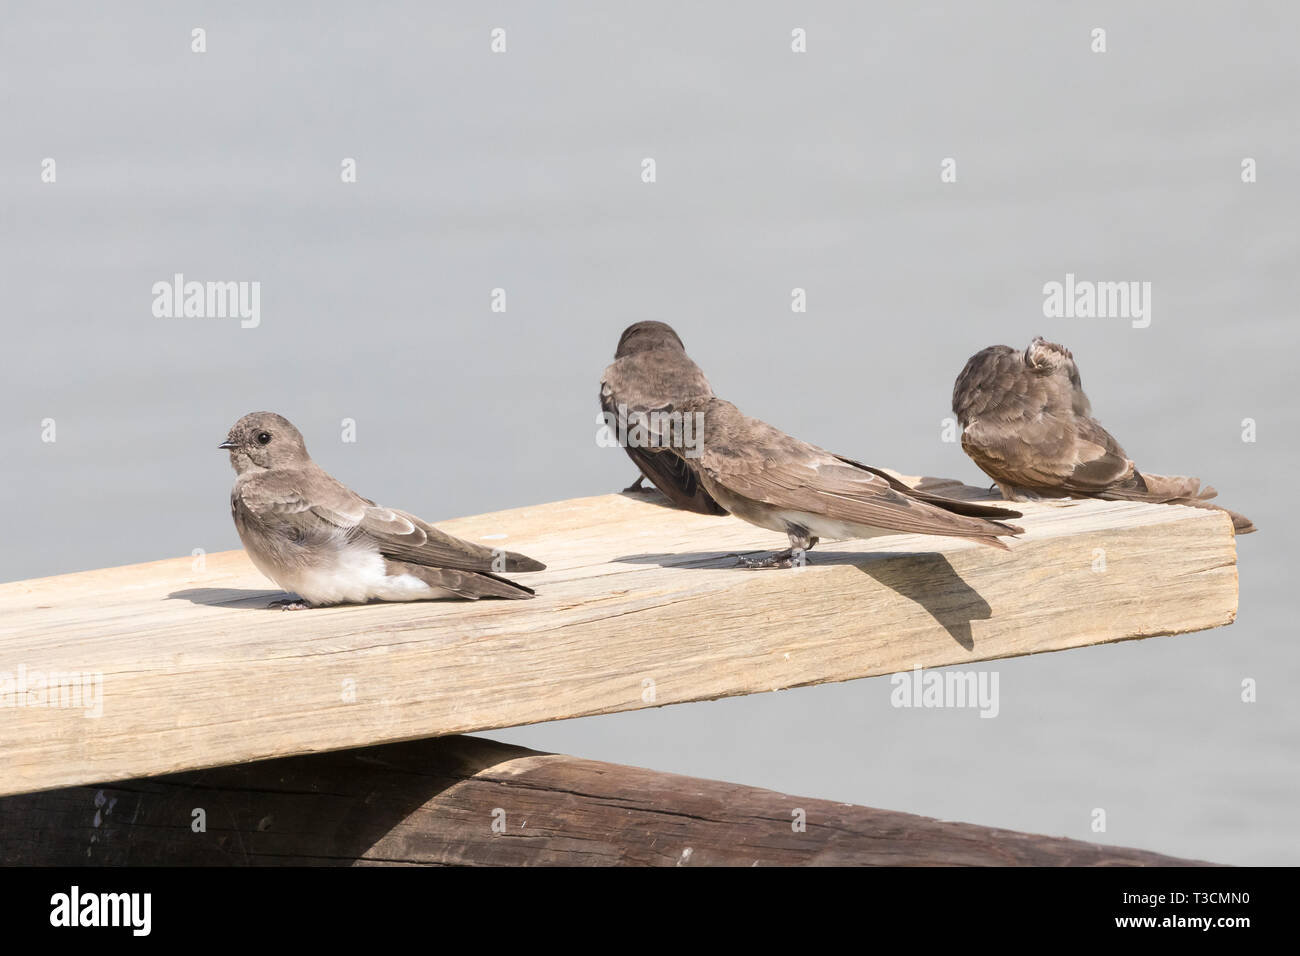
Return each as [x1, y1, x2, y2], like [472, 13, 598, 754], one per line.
[953, 339, 1255, 534]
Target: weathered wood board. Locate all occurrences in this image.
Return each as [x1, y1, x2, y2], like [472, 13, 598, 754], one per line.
[0, 477, 1238, 796]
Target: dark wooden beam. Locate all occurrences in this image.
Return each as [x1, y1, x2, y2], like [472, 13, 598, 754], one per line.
[0, 735, 1211, 866]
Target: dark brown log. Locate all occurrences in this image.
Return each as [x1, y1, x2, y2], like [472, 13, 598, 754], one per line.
[0, 735, 1212, 866]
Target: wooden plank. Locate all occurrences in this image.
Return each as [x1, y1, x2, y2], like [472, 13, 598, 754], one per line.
[0, 476, 1238, 797]
[0, 734, 1213, 866]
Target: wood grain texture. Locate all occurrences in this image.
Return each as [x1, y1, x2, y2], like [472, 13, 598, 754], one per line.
[0, 735, 1213, 866]
[0, 476, 1238, 797]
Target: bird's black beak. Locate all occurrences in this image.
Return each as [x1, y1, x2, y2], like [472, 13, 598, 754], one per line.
[218, 440, 237, 450]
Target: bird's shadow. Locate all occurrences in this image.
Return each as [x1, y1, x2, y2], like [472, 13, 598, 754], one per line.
[616, 487, 686, 511]
[854, 553, 989, 651]
[615, 549, 989, 650]
[167, 587, 286, 609]
[166, 587, 527, 611]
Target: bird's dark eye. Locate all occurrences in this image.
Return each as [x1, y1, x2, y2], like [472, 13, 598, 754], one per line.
[256, 432, 272, 445]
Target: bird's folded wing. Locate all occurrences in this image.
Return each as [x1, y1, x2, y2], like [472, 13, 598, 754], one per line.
[625, 444, 728, 515]
[1050, 417, 1136, 492]
[832, 455, 1022, 519]
[961, 408, 1130, 492]
[600, 365, 726, 515]
[236, 471, 544, 572]
[702, 444, 1019, 538]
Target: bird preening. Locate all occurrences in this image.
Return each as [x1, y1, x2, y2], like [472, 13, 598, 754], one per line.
[952, 337, 1255, 534]
[220, 326, 1252, 607]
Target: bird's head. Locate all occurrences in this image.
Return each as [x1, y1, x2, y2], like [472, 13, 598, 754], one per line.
[615, 321, 686, 358]
[220, 411, 309, 474]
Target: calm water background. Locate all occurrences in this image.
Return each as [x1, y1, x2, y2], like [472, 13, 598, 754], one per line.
[2, 2, 1296, 863]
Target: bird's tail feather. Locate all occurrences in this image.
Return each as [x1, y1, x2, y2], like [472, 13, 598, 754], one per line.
[1100, 471, 1214, 502]
[500, 551, 546, 572]
[912, 490, 1023, 520]
[1098, 471, 1255, 534]
[1163, 498, 1257, 535]
[391, 561, 538, 599]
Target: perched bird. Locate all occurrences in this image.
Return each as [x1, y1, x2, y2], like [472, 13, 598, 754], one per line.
[220, 412, 545, 608]
[952, 337, 1256, 534]
[664, 397, 1024, 568]
[599, 321, 727, 515]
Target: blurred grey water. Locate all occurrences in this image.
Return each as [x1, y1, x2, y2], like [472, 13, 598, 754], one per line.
[2, 2, 1297, 863]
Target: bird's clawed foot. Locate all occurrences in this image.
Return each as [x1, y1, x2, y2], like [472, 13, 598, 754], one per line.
[268, 598, 312, 611]
[738, 548, 800, 570]
[622, 475, 648, 493]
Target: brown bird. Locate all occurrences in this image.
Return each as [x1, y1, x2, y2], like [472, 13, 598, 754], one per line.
[952, 338, 1256, 533]
[599, 321, 726, 514]
[664, 397, 1024, 568]
[221, 412, 546, 608]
